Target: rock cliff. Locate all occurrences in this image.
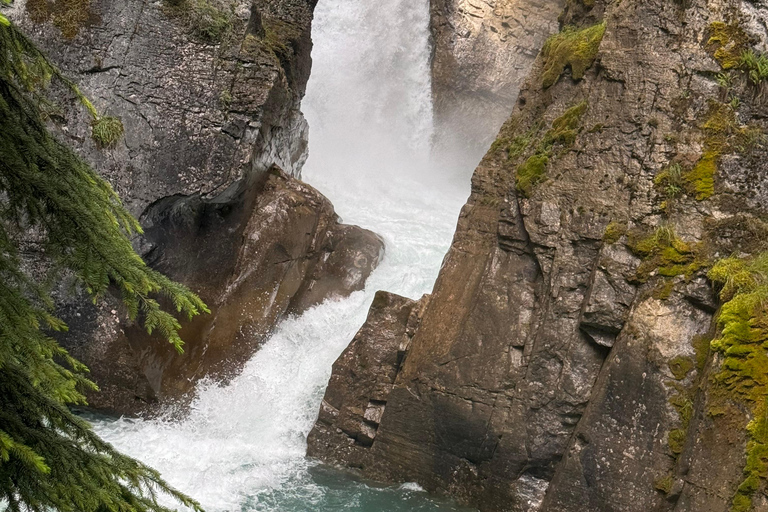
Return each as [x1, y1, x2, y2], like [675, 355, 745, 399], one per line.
[429, 0, 564, 170]
[8, 0, 384, 415]
[310, 0, 768, 510]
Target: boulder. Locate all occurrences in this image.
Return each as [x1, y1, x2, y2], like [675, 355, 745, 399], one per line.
[60, 166, 383, 415]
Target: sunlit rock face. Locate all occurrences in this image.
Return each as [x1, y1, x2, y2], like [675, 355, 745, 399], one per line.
[310, 0, 768, 509]
[429, 0, 564, 173]
[10, 0, 388, 415]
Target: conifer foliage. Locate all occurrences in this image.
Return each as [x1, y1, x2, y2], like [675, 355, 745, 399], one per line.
[0, 9, 208, 512]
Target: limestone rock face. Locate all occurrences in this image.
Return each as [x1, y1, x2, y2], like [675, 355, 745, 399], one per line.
[9, 0, 385, 415]
[429, 0, 564, 170]
[310, 0, 768, 509]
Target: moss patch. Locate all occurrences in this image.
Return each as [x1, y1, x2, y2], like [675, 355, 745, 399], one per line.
[91, 116, 124, 148]
[516, 154, 550, 197]
[685, 150, 717, 200]
[627, 227, 706, 283]
[543, 101, 589, 146]
[669, 356, 694, 380]
[603, 221, 627, 244]
[514, 101, 588, 197]
[679, 101, 737, 202]
[708, 253, 768, 511]
[541, 22, 606, 88]
[708, 21, 751, 70]
[654, 474, 674, 494]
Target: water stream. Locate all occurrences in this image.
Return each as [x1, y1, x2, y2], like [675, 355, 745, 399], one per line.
[92, 0, 482, 509]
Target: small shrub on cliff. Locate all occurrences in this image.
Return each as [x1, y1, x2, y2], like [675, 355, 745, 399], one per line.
[541, 22, 606, 88]
[0, 17, 207, 511]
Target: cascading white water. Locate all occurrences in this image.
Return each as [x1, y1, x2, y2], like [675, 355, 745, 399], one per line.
[92, 0, 473, 510]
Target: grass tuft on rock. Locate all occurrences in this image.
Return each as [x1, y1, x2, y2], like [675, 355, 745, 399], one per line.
[541, 22, 606, 88]
[163, 0, 233, 44]
[91, 116, 124, 148]
[740, 49, 768, 86]
[25, 0, 93, 40]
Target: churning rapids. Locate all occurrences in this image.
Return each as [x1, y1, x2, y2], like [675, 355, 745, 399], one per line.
[91, 0, 482, 510]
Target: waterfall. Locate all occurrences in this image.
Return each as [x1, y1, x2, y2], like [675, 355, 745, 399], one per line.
[92, 0, 472, 510]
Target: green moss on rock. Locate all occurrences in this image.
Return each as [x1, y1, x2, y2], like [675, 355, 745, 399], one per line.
[685, 151, 717, 200]
[541, 22, 606, 88]
[669, 356, 694, 380]
[603, 221, 627, 244]
[543, 101, 589, 146]
[708, 21, 751, 70]
[516, 154, 550, 197]
[514, 102, 588, 197]
[709, 253, 768, 511]
[628, 227, 705, 282]
[654, 474, 674, 494]
[668, 428, 687, 455]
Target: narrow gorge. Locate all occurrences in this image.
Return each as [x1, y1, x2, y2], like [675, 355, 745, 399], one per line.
[3, 0, 768, 510]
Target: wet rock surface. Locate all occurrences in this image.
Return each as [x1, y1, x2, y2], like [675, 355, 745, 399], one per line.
[310, 0, 768, 509]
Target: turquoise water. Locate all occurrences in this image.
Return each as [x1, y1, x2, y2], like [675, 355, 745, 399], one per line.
[235, 467, 472, 512]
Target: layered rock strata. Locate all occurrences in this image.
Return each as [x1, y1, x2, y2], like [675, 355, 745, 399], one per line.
[307, 291, 430, 466]
[311, 0, 768, 510]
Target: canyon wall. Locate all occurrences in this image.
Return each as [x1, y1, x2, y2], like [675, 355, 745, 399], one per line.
[9, 0, 384, 415]
[310, 0, 768, 510]
[429, 0, 564, 170]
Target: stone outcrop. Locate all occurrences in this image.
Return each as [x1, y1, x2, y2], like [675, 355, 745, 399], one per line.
[307, 291, 430, 467]
[74, 165, 381, 414]
[310, 0, 768, 510]
[9, 0, 385, 415]
[429, 0, 564, 170]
